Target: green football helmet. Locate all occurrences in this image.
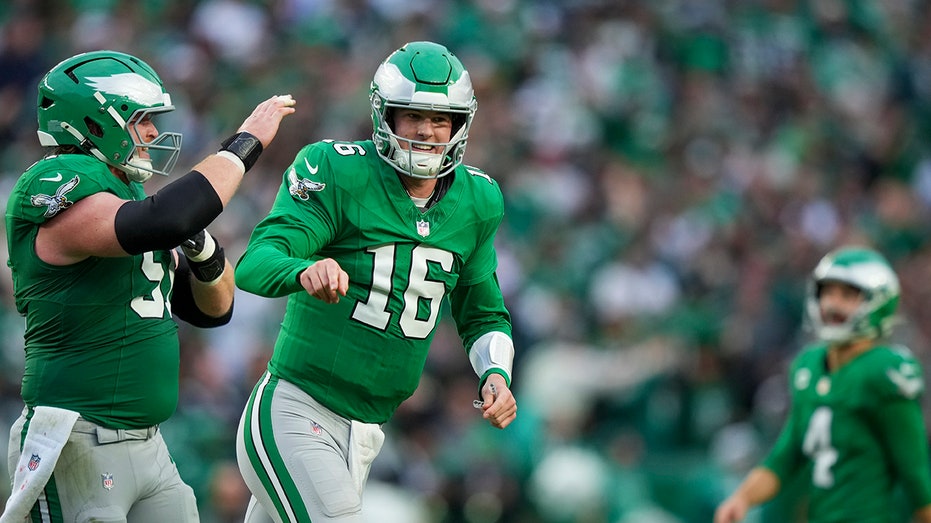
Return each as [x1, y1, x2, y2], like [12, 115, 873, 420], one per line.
[36, 50, 181, 183]
[370, 41, 476, 179]
[805, 247, 900, 344]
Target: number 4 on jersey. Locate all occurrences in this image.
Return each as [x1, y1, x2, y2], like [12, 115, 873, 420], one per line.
[803, 406, 838, 488]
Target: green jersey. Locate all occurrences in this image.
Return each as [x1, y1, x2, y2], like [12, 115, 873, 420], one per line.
[763, 342, 931, 522]
[236, 140, 512, 424]
[5, 154, 180, 428]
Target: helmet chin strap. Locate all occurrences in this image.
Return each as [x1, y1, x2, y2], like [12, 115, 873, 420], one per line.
[394, 149, 442, 177]
[122, 157, 154, 183]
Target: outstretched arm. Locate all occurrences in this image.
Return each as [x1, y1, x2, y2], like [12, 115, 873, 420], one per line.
[196, 94, 296, 206]
[35, 95, 296, 265]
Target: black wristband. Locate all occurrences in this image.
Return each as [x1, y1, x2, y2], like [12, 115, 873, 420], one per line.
[188, 245, 226, 283]
[219, 132, 263, 173]
[173, 257, 233, 327]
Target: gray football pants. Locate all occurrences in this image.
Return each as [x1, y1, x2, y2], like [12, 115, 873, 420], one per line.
[7, 409, 198, 522]
[236, 372, 384, 523]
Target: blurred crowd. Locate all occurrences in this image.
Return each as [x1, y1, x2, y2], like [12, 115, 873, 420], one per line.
[3, 0, 931, 521]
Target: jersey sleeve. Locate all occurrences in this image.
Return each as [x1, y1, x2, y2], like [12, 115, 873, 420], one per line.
[457, 165, 504, 286]
[867, 349, 931, 510]
[762, 404, 805, 483]
[10, 156, 130, 224]
[235, 143, 340, 298]
[762, 358, 807, 482]
[449, 272, 512, 350]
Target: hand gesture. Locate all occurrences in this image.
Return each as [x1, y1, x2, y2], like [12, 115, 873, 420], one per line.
[180, 229, 214, 261]
[237, 94, 297, 149]
[180, 229, 225, 283]
[474, 373, 517, 429]
[714, 497, 749, 523]
[299, 258, 349, 303]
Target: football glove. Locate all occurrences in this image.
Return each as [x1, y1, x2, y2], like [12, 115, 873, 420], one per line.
[181, 230, 226, 284]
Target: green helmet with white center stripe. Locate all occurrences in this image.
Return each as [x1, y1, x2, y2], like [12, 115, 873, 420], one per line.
[370, 41, 476, 179]
[805, 247, 900, 344]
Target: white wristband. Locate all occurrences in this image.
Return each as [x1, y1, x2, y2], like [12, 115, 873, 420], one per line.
[185, 231, 216, 262]
[469, 331, 514, 383]
[216, 150, 246, 176]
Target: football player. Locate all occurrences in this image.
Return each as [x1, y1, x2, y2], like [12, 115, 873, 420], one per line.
[2, 50, 294, 522]
[234, 41, 517, 522]
[715, 247, 931, 522]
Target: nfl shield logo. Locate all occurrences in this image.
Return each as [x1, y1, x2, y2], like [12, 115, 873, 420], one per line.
[27, 454, 40, 471]
[416, 220, 430, 237]
[311, 422, 322, 436]
[101, 473, 114, 491]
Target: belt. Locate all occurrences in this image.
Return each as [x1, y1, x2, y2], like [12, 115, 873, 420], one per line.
[72, 417, 159, 444]
[95, 426, 159, 444]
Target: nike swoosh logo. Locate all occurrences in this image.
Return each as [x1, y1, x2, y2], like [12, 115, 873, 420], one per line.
[40, 173, 63, 182]
[304, 159, 319, 175]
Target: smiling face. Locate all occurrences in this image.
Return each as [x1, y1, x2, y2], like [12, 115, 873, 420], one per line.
[391, 108, 453, 154]
[369, 42, 477, 180]
[383, 108, 457, 179]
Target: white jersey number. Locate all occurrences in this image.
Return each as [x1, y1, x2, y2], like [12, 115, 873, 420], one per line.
[802, 406, 837, 488]
[351, 244, 453, 339]
[130, 251, 174, 319]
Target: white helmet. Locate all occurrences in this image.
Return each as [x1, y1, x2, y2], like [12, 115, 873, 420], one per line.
[804, 247, 900, 344]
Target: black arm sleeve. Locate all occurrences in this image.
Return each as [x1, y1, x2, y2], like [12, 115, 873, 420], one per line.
[171, 256, 234, 328]
[114, 170, 223, 255]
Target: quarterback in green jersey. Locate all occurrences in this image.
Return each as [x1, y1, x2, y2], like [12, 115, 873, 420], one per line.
[715, 247, 931, 523]
[235, 41, 517, 522]
[2, 50, 294, 522]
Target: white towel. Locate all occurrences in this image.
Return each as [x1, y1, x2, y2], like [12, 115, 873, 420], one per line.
[1, 406, 79, 523]
[347, 421, 384, 499]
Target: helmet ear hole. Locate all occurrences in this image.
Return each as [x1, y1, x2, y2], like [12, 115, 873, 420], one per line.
[386, 108, 400, 132]
[84, 117, 103, 138]
[40, 96, 54, 109]
[451, 114, 466, 135]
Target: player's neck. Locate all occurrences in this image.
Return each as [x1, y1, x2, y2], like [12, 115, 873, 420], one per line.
[109, 165, 130, 185]
[827, 338, 875, 371]
[398, 175, 437, 199]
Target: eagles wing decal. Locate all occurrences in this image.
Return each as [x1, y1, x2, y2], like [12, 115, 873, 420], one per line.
[30, 175, 80, 217]
[288, 167, 326, 201]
